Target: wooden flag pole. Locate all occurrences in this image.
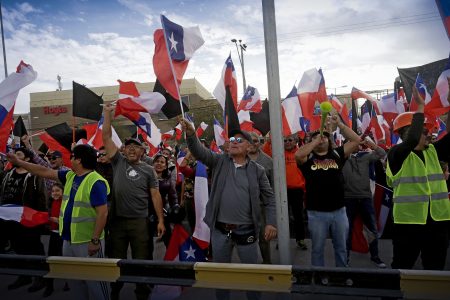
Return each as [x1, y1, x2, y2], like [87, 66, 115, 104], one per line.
[160, 15, 185, 118]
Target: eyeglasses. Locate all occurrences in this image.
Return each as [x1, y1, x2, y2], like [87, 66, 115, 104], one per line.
[284, 138, 295, 143]
[125, 144, 142, 149]
[97, 153, 106, 158]
[229, 137, 245, 144]
[49, 156, 60, 160]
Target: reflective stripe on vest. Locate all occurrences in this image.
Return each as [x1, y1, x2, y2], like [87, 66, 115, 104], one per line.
[59, 171, 110, 244]
[386, 144, 450, 224]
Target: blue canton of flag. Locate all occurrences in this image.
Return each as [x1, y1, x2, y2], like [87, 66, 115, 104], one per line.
[415, 74, 429, 100]
[161, 15, 186, 61]
[179, 236, 207, 262]
[299, 117, 310, 132]
[243, 86, 256, 100]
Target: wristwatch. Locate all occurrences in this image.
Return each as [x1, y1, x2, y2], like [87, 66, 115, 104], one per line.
[90, 238, 100, 245]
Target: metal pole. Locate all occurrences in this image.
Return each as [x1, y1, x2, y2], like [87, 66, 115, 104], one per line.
[261, 0, 291, 265]
[0, 0, 8, 78]
[240, 43, 246, 91]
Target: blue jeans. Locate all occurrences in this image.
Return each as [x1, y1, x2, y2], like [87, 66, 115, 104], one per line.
[307, 207, 349, 267]
[345, 198, 379, 259]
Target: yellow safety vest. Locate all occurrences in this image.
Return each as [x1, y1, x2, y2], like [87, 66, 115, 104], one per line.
[60, 171, 110, 243]
[386, 144, 450, 224]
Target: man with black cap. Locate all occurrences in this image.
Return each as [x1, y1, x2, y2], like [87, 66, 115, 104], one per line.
[102, 104, 165, 300]
[180, 118, 277, 300]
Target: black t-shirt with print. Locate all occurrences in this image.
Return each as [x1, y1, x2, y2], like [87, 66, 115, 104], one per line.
[2, 170, 28, 205]
[299, 146, 347, 212]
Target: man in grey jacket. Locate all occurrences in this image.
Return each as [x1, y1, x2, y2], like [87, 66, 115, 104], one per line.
[343, 137, 386, 268]
[180, 118, 277, 300]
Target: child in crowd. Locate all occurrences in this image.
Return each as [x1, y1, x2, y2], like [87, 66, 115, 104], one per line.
[44, 183, 69, 297]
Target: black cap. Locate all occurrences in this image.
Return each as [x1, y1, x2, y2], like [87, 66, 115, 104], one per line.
[51, 150, 63, 158]
[229, 129, 253, 144]
[124, 138, 143, 146]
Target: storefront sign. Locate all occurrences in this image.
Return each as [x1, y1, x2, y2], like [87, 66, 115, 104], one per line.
[43, 106, 67, 116]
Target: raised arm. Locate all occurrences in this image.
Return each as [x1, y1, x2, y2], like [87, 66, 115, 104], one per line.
[6, 153, 58, 181]
[102, 104, 119, 159]
[332, 114, 360, 158]
[295, 135, 321, 165]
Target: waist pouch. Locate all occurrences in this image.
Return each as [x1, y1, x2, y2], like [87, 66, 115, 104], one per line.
[215, 223, 257, 245]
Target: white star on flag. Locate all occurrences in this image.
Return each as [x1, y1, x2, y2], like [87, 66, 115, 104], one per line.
[169, 32, 178, 52]
[184, 246, 196, 259]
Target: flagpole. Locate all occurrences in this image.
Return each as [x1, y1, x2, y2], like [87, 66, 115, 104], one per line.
[0, 0, 8, 78]
[160, 15, 185, 117]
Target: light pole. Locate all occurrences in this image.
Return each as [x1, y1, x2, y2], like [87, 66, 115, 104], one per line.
[327, 85, 348, 96]
[231, 38, 247, 91]
[0, 0, 8, 78]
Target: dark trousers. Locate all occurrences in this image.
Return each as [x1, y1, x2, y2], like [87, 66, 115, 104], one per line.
[109, 217, 153, 300]
[391, 218, 449, 270]
[345, 198, 379, 259]
[287, 188, 305, 241]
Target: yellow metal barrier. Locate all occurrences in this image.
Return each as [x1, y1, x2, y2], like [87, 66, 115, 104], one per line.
[193, 262, 293, 292]
[46, 256, 121, 282]
[400, 270, 450, 300]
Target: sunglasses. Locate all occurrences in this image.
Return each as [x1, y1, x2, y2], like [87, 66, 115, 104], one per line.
[97, 153, 106, 158]
[49, 156, 60, 160]
[284, 138, 295, 143]
[229, 137, 245, 144]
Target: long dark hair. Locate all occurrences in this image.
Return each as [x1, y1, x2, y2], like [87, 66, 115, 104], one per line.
[153, 154, 169, 178]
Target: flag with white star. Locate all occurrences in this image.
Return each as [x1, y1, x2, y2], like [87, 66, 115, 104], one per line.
[164, 224, 206, 262]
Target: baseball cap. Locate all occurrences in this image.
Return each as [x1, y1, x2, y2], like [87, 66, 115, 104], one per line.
[229, 129, 253, 144]
[124, 138, 143, 147]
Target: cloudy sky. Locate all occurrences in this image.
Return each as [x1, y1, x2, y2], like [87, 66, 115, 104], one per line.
[1, 0, 449, 114]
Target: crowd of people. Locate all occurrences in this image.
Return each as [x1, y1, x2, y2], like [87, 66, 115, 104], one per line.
[0, 89, 449, 300]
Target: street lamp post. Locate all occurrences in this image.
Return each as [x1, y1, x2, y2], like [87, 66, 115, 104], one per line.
[328, 85, 348, 96]
[231, 38, 247, 91]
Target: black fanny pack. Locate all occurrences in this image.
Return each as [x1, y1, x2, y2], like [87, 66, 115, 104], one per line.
[215, 222, 257, 245]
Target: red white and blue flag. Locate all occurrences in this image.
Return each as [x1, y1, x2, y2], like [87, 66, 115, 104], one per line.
[193, 161, 210, 249]
[428, 57, 450, 117]
[0, 204, 49, 227]
[153, 15, 204, 101]
[0, 61, 37, 152]
[437, 118, 447, 140]
[213, 55, 238, 111]
[115, 80, 166, 115]
[297, 68, 327, 121]
[380, 92, 405, 126]
[410, 73, 432, 112]
[195, 121, 208, 137]
[281, 86, 303, 135]
[237, 86, 262, 113]
[86, 116, 122, 150]
[213, 118, 226, 146]
[436, 0, 450, 40]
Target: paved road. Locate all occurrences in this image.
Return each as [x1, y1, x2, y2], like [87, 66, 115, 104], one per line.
[1, 237, 449, 299]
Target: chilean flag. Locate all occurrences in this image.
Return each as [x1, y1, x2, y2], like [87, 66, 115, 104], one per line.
[0, 204, 49, 227]
[115, 80, 166, 116]
[161, 129, 174, 141]
[196, 121, 208, 137]
[153, 15, 204, 101]
[361, 100, 383, 141]
[193, 162, 210, 249]
[282, 86, 303, 135]
[237, 86, 262, 113]
[410, 73, 432, 112]
[380, 93, 405, 126]
[437, 118, 447, 140]
[213, 55, 238, 111]
[213, 118, 226, 146]
[152, 224, 206, 300]
[428, 57, 450, 117]
[297, 68, 327, 121]
[351, 87, 382, 115]
[0, 61, 37, 152]
[436, 0, 450, 40]
[210, 140, 222, 153]
[174, 123, 183, 141]
[86, 116, 122, 150]
[329, 95, 350, 126]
